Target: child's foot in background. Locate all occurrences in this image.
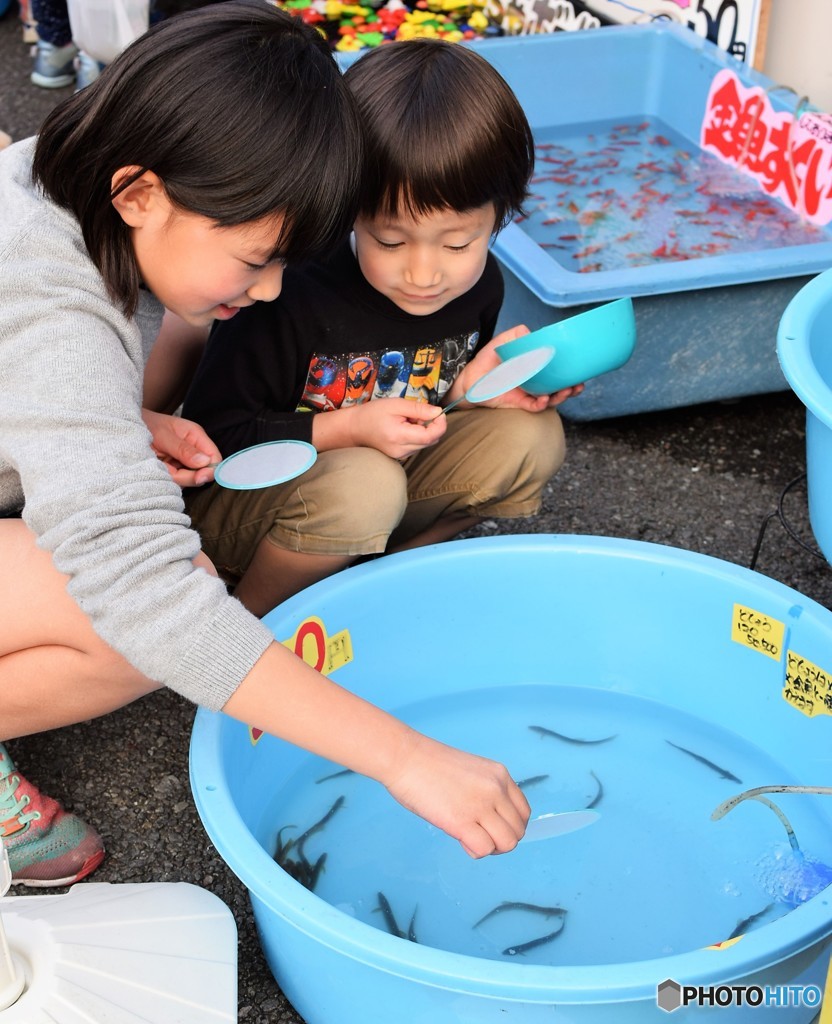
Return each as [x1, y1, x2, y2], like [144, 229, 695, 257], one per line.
[0, 743, 105, 887]
[30, 37, 77, 88]
[75, 49, 104, 91]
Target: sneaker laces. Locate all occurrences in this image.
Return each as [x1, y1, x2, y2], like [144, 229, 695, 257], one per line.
[0, 749, 39, 833]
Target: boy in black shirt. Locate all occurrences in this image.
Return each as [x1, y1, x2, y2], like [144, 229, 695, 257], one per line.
[182, 39, 582, 615]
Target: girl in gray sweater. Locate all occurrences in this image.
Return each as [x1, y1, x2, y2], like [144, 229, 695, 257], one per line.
[0, 1, 529, 886]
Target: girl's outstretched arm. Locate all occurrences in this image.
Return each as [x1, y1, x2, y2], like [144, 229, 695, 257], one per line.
[223, 642, 530, 857]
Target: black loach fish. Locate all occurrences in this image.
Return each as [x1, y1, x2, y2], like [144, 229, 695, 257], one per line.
[376, 891, 419, 943]
[665, 741, 742, 783]
[503, 919, 566, 956]
[728, 903, 776, 940]
[475, 901, 567, 928]
[529, 725, 617, 744]
[586, 770, 603, 809]
[516, 774, 550, 790]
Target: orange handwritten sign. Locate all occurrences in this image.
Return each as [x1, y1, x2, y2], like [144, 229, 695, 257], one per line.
[701, 69, 832, 225]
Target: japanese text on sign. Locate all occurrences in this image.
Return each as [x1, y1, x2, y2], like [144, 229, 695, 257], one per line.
[731, 603, 784, 661]
[783, 650, 832, 718]
[701, 69, 832, 226]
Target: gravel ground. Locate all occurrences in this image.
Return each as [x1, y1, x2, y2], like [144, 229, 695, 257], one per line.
[2, 8, 830, 1020]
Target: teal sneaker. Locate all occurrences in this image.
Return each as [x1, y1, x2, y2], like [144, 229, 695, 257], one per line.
[0, 744, 104, 887]
[30, 38, 78, 89]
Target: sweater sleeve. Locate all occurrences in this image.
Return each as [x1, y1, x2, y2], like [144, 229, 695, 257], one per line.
[0, 193, 274, 710]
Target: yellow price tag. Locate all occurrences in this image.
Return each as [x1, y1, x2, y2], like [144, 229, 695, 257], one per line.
[784, 650, 832, 718]
[731, 604, 785, 661]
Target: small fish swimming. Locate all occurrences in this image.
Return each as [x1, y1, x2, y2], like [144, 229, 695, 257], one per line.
[315, 768, 354, 784]
[503, 920, 566, 957]
[375, 891, 418, 943]
[295, 796, 346, 860]
[665, 741, 742, 783]
[273, 796, 345, 893]
[529, 725, 617, 745]
[586, 770, 603, 809]
[516, 774, 550, 790]
[475, 902, 566, 928]
[728, 903, 775, 940]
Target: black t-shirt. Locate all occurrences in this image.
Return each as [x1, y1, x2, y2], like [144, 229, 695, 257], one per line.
[182, 239, 504, 455]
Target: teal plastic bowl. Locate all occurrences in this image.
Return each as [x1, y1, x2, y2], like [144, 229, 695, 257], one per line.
[496, 297, 636, 394]
[777, 267, 832, 564]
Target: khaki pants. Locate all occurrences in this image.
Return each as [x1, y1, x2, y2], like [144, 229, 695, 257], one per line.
[185, 407, 565, 584]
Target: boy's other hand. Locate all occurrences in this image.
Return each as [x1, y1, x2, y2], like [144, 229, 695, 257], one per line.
[456, 325, 585, 411]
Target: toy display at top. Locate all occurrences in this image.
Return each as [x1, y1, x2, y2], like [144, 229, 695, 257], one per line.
[273, 0, 511, 51]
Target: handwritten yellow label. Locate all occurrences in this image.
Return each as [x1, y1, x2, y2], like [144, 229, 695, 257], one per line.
[783, 649, 832, 719]
[819, 950, 832, 1024]
[704, 935, 743, 951]
[249, 616, 353, 744]
[731, 604, 785, 661]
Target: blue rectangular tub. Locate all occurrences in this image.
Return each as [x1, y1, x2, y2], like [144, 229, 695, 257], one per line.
[474, 24, 832, 419]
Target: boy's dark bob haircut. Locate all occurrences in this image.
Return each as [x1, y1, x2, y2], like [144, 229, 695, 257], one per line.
[33, 0, 362, 317]
[343, 39, 533, 232]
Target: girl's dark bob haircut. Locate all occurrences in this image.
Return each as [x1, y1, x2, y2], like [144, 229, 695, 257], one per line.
[33, 0, 363, 316]
[343, 39, 534, 232]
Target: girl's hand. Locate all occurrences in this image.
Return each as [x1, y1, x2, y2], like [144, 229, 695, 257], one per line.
[383, 732, 531, 858]
[451, 325, 585, 412]
[141, 408, 222, 487]
[315, 399, 447, 460]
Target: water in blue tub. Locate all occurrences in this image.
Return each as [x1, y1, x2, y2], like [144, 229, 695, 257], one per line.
[521, 116, 826, 275]
[261, 685, 832, 966]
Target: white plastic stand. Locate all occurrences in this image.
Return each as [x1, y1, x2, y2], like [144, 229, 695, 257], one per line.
[0, 837, 238, 1022]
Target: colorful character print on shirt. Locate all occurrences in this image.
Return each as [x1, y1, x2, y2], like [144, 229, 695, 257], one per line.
[343, 354, 377, 407]
[297, 332, 479, 413]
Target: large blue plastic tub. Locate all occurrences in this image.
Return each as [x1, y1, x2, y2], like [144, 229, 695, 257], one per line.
[346, 27, 832, 420]
[777, 267, 832, 564]
[191, 536, 832, 1023]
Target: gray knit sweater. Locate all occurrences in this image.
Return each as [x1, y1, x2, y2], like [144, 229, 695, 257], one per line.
[0, 138, 274, 710]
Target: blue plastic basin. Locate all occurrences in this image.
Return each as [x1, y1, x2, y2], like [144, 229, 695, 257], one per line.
[191, 536, 832, 1023]
[777, 268, 832, 564]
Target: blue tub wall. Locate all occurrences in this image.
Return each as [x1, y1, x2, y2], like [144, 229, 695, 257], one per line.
[206, 538, 832, 841]
[190, 538, 832, 1023]
[778, 267, 832, 562]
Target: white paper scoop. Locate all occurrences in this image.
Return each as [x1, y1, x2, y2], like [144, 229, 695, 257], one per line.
[521, 809, 600, 843]
[213, 439, 317, 490]
[438, 345, 556, 417]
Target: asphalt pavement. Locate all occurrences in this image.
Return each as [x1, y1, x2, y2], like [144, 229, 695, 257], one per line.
[1, 7, 831, 1021]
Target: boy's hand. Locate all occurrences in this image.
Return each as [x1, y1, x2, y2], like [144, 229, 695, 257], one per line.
[316, 399, 447, 460]
[142, 408, 222, 487]
[452, 325, 585, 411]
[383, 731, 531, 858]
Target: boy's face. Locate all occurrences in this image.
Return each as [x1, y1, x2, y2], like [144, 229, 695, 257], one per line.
[353, 203, 496, 317]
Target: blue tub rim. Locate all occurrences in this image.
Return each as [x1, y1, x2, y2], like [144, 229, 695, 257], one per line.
[777, 267, 832, 432]
[190, 535, 832, 1005]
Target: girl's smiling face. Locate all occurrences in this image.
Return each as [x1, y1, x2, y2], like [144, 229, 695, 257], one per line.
[113, 169, 286, 325]
[353, 203, 496, 316]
